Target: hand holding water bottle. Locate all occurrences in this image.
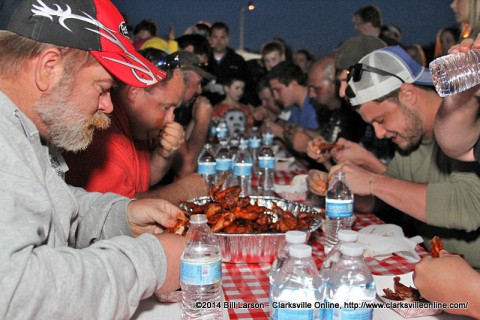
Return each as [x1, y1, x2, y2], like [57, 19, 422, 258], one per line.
[430, 34, 480, 97]
[432, 34, 480, 162]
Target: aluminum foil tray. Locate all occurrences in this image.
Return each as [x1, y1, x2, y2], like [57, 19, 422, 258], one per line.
[180, 196, 323, 264]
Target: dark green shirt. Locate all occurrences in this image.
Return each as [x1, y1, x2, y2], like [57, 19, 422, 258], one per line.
[385, 138, 480, 268]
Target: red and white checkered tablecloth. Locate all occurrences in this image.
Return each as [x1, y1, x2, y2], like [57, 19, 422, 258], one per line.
[222, 213, 429, 320]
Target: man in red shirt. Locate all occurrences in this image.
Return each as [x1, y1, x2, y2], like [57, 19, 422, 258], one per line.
[65, 51, 208, 203]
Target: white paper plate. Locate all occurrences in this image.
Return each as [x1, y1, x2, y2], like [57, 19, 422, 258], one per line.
[373, 272, 442, 318]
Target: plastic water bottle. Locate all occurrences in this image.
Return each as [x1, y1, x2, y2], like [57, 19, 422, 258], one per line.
[324, 172, 354, 254]
[257, 140, 275, 196]
[262, 123, 275, 145]
[320, 230, 358, 288]
[215, 140, 233, 187]
[209, 118, 220, 144]
[324, 243, 376, 320]
[233, 141, 252, 196]
[268, 231, 308, 313]
[270, 244, 323, 320]
[248, 126, 262, 173]
[198, 143, 217, 190]
[429, 49, 480, 97]
[216, 118, 229, 141]
[229, 138, 240, 161]
[180, 214, 223, 320]
[269, 230, 308, 286]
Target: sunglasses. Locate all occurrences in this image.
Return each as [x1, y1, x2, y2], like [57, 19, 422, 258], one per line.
[345, 63, 405, 103]
[155, 53, 181, 71]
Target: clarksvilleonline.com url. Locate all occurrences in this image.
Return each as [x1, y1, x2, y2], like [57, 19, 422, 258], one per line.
[341, 301, 469, 310]
[268, 300, 469, 310]
[380, 301, 469, 310]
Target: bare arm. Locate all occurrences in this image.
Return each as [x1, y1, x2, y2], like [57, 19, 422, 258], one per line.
[434, 35, 480, 161]
[330, 162, 427, 222]
[173, 97, 212, 178]
[435, 86, 480, 161]
[332, 138, 387, 174]
[285, 126, 319, 154]
[414, 251, 480, 318]
[135, 173, 208, 205]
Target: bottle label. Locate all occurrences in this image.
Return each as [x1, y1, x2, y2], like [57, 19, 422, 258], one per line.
[326, 199, 353, 218]
[180, 259, 222, 286]
[262, 133, 274, 144]
[210, 126, 216, 136]
[233, 163, 252, 176]
[217, 127, 229, 138]
[248, 137, 261, 148]
[274, 308, 314, 320]
[216, 158, 232, 171]
[198, 162, 216, 175]
[258, 156, 275, 169]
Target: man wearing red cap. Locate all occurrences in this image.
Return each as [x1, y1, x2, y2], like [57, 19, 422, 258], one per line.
[0, 0, 186, 318]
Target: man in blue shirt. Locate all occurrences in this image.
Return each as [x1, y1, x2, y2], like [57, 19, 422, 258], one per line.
[265, 62, 324, 154]
[268, 62, 320, 129]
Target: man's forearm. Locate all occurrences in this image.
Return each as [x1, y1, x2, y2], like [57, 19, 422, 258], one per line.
[136, 173, 208, 205]
[174, 121, 209, 178]
[370, 174, 427, 222]
[187, 121, 209, 159]
[361, 153, 388, 174]
[150, 153, 173, 186]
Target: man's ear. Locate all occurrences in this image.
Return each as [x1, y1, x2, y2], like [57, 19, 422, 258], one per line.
[126, 85, 142, 103]
[288, 79, 299, 88]
[399, 83, 416, 104]
[35, 48, 65, 92]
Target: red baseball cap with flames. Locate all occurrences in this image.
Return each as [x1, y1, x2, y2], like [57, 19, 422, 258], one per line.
[5, 0, 166, 88]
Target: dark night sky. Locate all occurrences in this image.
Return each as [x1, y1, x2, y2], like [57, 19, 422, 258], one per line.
[113, 0, 456, 59]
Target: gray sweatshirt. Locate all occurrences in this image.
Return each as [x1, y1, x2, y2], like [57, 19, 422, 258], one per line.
[0, 91, 168, 319]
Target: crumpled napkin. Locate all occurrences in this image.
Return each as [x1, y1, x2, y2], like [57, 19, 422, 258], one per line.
[275, 156, 295, 171]
[274, 174, 308, 201]
[357, 224, 424, 262]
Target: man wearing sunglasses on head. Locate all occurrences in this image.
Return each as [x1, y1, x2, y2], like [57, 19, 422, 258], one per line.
[307, 35, 396, 174]
[310, 46, 480, 271]
[64, 50, 209, 204]
[412, 35, 480, 320]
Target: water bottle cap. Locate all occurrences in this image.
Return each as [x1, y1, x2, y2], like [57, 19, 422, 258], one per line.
[285, 230, 307, 244]
[338, 230, 358, 242]
[340, 242, 364, 256]
[189, 214, 208, 224]
[335, 171, 346, 179]
[288, 244, 312, 258]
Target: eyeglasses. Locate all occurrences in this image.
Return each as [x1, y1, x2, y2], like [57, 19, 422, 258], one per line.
[345, 63, 405, 102]
[155, 53, 181, 71]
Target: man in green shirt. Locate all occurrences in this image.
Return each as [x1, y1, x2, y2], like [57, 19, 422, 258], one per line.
[309, 46, 480, 268]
